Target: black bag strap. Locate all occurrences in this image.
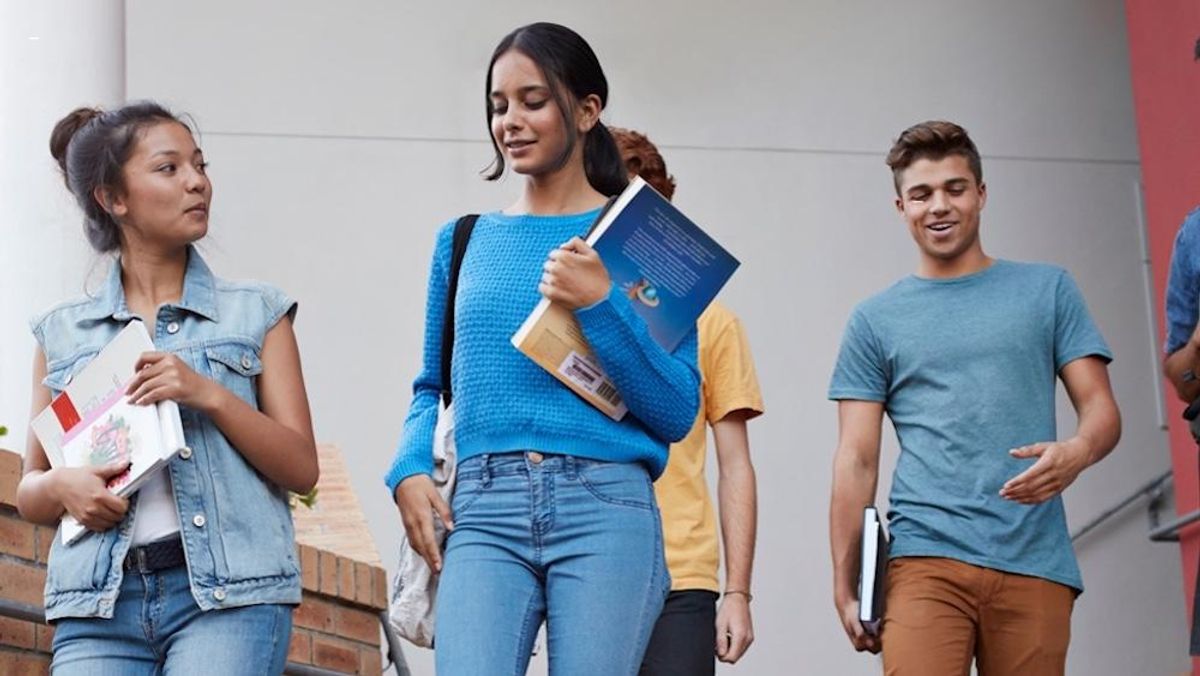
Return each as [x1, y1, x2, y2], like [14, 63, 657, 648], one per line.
[441, 214, 478, 407]
[584, 196, 619, 239]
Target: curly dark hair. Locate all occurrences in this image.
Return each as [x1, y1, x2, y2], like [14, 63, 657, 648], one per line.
[609, 128, 676, 201]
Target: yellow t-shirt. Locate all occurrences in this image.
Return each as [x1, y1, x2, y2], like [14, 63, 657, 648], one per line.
[655, 301, 764, 592]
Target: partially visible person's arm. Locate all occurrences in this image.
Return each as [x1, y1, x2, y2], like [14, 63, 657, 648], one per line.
[712, 410, 757, 664]
[390, 222, 456, 573]
[1164, 330, 1200, 404]
[1001, 356, 1120, 504]
[830, 400, 885, 654]
[540, 237, 700, 441]
[1162, 211, 1200, 403]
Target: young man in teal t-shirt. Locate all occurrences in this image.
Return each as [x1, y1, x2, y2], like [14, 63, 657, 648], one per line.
[828, 120, 1121, 676]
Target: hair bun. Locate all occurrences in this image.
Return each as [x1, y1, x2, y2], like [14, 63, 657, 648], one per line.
[49, 107, 102, 170]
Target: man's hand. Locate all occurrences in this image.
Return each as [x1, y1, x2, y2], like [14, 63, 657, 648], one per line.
[715, 593, 754, 663]
[539, 237, 611, 310]
[1000, 437, 1093, 504]
[836, 595, 880, 654]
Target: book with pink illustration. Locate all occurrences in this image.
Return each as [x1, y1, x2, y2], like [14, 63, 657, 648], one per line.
[29, 321, 187, 545]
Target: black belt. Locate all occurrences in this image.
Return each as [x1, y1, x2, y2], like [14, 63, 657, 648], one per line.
[123, 535, 186, 573]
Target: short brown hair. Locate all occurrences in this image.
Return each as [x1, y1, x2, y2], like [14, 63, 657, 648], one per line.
[885, 120, 982, 194]
[609, 127, 676, 200]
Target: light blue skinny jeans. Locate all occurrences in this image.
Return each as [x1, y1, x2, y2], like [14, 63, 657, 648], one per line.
[51, 564, 292, 675]
[435, 452, 671, 675]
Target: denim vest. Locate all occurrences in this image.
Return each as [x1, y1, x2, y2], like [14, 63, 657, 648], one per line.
[30, 247, 302, 620]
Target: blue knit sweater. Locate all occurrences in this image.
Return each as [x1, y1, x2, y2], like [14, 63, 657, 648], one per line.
[384, 209, 701, 493]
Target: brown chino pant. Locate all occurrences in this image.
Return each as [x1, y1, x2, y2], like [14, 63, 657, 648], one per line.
[880, 557, 1075, 676]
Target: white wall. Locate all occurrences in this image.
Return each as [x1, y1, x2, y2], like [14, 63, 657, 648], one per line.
[0, 1, 123, 471]
[8, 0, 1181, 673]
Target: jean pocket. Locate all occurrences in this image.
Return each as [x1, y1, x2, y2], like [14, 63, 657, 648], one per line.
[450, 476, 485, 517]
[576, 461, 655, 510]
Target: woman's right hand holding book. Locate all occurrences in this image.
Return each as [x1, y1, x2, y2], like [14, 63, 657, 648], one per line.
[394, 474, 454, 572]
[49, 461, 131, 532]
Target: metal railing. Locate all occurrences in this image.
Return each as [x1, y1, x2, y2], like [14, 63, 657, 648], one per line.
[1070, 469, 1173, 543]
[284, 664, 352, 676]
[1149, 507, 1200, 542]
[380, 610, 413, 676]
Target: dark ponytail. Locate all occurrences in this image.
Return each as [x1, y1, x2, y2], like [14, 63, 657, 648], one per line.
[484, 23, 629, 197]
[48, 101, 185, 253]
[583, 123, 630, 197]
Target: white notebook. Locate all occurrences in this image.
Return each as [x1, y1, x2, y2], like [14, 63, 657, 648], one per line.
[858, 505, 889, 635]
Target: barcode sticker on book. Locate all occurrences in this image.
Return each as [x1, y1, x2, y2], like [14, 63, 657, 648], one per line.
[557, 351, 627, 415]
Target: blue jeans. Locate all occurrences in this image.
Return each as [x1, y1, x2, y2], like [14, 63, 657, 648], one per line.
[51, 564, 292, 675]
[435, 452, 671, 675]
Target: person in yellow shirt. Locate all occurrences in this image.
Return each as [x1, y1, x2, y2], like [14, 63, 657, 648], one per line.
[611, 128, 764, 675]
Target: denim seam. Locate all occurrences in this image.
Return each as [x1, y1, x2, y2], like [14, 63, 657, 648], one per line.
[514, 585, 541, 676]
[267, 602, 283, 672]
[627, 505, 667, 672]
[576, 472, 655, 511]
[141, 573, 160, 661]
[540, 471, 556, 535]
[451, 482, 484, 517]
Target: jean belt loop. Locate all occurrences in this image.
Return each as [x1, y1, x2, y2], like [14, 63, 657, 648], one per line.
[564, 455, 577, 480]
[481, 453, 492, 487]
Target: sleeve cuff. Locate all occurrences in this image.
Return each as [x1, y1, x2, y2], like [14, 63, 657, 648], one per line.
[384, 459, 433, 495]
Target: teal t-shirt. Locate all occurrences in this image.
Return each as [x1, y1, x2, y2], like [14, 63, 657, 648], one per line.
[828, 260, 1112, 592]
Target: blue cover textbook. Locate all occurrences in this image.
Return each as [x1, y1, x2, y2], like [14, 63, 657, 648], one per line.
[512, 176, 740, 418]
[588, 176, 740, 351]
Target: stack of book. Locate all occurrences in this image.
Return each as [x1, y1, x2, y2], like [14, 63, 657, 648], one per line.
[30, 321, 187, 545]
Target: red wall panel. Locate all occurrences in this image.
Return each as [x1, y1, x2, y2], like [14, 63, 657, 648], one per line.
[1124, 2, 1200, 669]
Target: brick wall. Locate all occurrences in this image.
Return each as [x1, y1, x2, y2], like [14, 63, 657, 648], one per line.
[0, 449, 53, 675]
[291, 444, 389, 674]
[0, 448, 389, 676]
[291, 543, 387, 674]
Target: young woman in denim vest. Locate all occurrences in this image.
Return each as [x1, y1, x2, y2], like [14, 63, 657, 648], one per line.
[17, 102, 318, 675]
[386, 23, 701, 674]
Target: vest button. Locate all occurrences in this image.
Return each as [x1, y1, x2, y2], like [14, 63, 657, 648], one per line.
[192, 514, 206, 528]
[240, 355, 252, 370]
[179, 447, 192, 460]
[213, 588, 226, 602]
[166, 321, 180, 334]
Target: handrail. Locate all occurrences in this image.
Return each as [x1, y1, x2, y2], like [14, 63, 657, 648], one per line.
[379, 610, 413, 676]
[1149, 508, 1200, 542]
[0, 596, 402, 676]
[0, 598, 46, 624]
[284, 664, 351, 676]
[1070, 470, 1172, 543]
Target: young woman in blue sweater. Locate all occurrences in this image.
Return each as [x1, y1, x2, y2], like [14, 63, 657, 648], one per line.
[386, 22, 700, 675]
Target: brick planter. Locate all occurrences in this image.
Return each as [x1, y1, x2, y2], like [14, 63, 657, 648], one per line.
[0, 449, 53, 675]
[290, 543, 387, 674]
[0, 448, 388, 676]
